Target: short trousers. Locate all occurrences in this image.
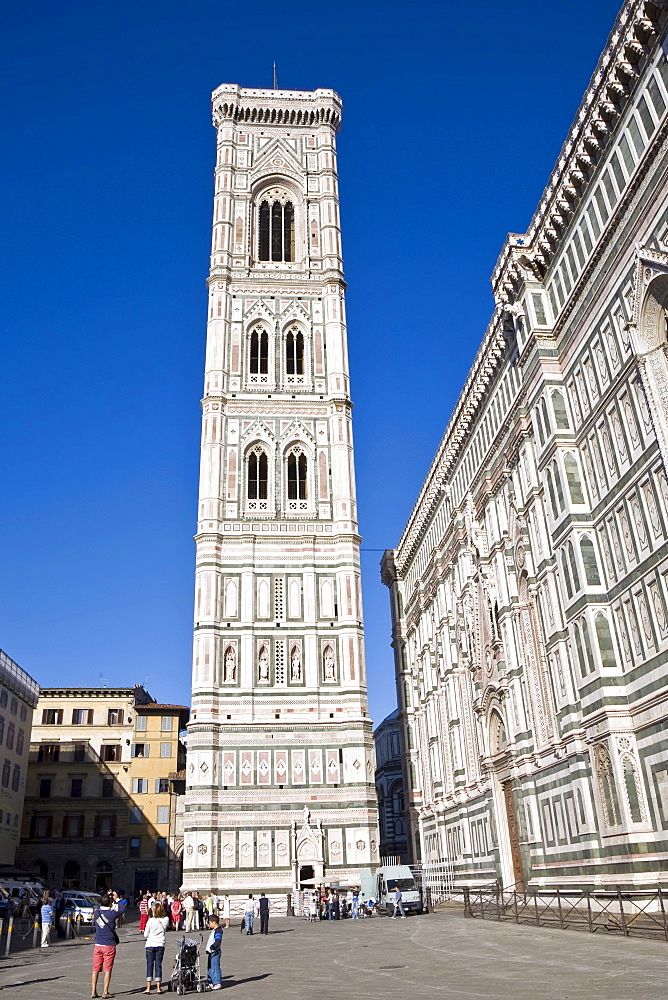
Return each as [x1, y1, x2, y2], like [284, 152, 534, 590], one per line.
[92, 944, 117, 972]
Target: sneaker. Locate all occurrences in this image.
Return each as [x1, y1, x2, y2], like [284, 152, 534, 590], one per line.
[401, 916, 407, 919]
[391, 916, 396, 919]
[211, 986, 222, 991]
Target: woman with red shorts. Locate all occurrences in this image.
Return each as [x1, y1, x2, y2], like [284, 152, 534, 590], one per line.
[91, 892, 126, 999]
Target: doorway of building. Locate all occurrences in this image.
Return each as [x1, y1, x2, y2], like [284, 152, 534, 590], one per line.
[299, 865, 315, 889]
[502, 781, 525, 889]
[134, 870, 159, 896]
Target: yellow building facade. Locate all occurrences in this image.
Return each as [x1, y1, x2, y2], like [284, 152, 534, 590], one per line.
[17, 686, 187, 894]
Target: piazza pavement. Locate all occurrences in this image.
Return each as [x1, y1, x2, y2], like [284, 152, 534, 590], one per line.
[0, 906, 665, 999]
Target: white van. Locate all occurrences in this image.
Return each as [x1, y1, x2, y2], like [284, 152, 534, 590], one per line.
[359, 865, 423, 915]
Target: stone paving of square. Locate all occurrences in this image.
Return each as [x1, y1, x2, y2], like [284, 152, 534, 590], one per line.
[0, 908, 666, 1000]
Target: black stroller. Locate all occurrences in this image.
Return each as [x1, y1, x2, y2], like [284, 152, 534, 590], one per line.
[171, 936, 206, 994]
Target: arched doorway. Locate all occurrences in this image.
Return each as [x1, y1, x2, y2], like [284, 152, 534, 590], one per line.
[63, 860, 81, 890]
[95, 861, 113, 892]
[488, 708, 525, 890]
[29, 860, 49, 883]
[299, 865, 315, 889]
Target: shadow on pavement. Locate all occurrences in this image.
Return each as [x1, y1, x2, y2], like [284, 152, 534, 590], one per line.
[1, 976, 64, 989]
[222, 973, 272, 988]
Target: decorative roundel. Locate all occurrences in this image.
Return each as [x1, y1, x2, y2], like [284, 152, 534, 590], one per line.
[186, 844, 194, 856]
[197, 844, 208, 856]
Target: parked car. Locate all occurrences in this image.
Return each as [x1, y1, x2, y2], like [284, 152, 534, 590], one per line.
[60, 892, 102, 929]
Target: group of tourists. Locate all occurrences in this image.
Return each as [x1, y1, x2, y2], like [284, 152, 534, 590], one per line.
[303, 887, 362, 920]
[138, 890, 232, 934]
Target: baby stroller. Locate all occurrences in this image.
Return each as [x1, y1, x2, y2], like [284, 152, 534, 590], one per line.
[171, 936, 206, 994]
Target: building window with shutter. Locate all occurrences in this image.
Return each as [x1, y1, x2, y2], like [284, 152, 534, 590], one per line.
[129, 836, 140, 857]
[101, 778, 115, 798]
[132, 743, 149, 758]
[72, 709, 94, 725]
[157, 806, 169, 824]
[102, 745, 122, 763]
[132, 778, 148, 793]
[156, 837, 168, 858]
[107, 709, 124, 725]
[62, 815, 84, 837]
[42, 709, 63, 725]
[38, 743, 60, 763]
[95, 814, 117, 837]
[39, 778, 52, 799]
[135, 715, 147, 732]
[30, 815, 53, 838]
[70, 778, 83, 798]
[129, 806, 142, 824]
[155, 778, 170, 793]
[160, 743, 172, 759]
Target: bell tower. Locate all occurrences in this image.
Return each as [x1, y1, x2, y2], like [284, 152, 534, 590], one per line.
[182, 84, 379, 893]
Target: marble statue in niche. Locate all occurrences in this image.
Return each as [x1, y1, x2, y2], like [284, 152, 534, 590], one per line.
[290, 645, 302, 682]
[323, 645, 335, 681]
[223, 646, 236, 682]
[258, 645, 270, 682]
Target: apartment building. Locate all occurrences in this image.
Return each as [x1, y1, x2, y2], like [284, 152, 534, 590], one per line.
[17, 686, 188, 893]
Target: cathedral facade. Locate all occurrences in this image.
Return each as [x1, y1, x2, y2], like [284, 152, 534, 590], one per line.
[382, 0, 668, 888]
[182, 85, 378, 893]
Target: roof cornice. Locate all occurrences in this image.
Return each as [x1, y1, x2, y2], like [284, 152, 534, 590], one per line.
[492, 0, 668, 302]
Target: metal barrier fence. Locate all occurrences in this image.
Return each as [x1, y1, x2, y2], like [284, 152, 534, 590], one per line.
[463, 883, 668, 942]
[411, 861, 455, 905]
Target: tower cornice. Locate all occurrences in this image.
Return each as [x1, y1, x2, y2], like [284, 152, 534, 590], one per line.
[211, 85, 342, 133]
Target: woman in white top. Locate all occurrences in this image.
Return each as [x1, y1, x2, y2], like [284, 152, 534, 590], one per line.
[222, 894, 231, 929]
[143, 903, 170, 994]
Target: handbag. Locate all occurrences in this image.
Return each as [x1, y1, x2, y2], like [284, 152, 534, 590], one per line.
[240, 916, 245, 933]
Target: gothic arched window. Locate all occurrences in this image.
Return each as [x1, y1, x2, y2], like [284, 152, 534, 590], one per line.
[247, 449, 268, 500]
[564, 453, 585, 504]
[552, 390, 570, 429]
[580, 535, 601, 586]
[286, 329, 304, 375]
[250, 328, 268, 375]
[259, 198, 294, 262]
[287, 451, 307, 500]
[595, 613, 617, 668]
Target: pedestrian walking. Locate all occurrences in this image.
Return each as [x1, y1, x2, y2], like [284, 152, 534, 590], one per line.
[205, 914, 223, 991]
[40, 895, 54, 948]
[91, 891, 126, 999]
[205, 891, 215, 922]
[143, 902, 169, 994]
[222, 894, 230, 929]
[351, 887, 359, 919]
[391, 887, 406, 919]
[258, 893, 270, 935]
[243, 894, 255, 935]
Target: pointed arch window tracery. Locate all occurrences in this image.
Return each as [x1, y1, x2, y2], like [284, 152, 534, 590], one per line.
[249, 327, 269, 379]
[246, 444, 270, 511]
[259, 196, 294, 262]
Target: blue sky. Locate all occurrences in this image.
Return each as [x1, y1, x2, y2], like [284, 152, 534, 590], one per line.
[0, 0, 621, 724]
